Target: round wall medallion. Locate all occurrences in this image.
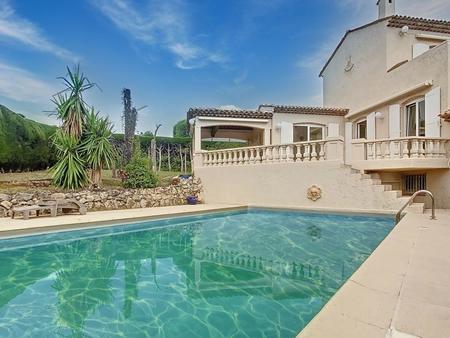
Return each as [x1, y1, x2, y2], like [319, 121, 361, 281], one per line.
[307, 185, 322, 201]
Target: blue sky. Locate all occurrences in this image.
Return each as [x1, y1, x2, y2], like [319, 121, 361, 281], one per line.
[1, 0, 450, 136]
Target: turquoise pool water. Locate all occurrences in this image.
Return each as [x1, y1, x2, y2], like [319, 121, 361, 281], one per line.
[0, 209, 394, 338]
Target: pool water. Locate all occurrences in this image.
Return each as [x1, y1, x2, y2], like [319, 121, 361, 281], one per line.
[0, 209, 395, 338]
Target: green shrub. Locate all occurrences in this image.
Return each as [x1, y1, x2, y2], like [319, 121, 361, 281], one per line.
[123, 156, 158, 189]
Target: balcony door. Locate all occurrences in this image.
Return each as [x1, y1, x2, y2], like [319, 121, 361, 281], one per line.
[405, 99, 425, 137]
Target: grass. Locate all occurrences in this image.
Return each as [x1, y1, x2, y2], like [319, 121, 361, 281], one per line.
[0, 169, 186, 193]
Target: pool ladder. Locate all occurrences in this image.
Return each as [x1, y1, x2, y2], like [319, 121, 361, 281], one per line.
[395, 190, 436, 224]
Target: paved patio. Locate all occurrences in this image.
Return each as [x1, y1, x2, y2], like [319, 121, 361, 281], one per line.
[0, 204, 244, 238]
[298, 209, 450, 338]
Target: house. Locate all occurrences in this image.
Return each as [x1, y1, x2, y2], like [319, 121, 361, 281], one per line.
[188, 0, 450, 211]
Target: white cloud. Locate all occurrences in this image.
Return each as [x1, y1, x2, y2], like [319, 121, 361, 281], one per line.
[0, 61, 56, 103]
[219, 105, 243, 111]
[0, 0, 79, 62]
[91, 0, 226, 69]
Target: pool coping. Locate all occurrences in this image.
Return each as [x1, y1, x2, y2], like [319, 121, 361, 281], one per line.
[0, 204, 246, 239]
[297, 209, 450, 338]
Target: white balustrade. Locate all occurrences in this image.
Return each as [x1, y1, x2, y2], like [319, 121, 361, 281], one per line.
[357, 137, 450, 161]
[200, 140, 335, 167]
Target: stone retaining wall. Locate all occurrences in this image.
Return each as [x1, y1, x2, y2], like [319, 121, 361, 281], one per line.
[0, 177, 202, 217]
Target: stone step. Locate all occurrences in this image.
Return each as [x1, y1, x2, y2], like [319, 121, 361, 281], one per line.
[359, 177, 382, 185]
[385, 190, 403, 199]
[407, 203, 426, 214]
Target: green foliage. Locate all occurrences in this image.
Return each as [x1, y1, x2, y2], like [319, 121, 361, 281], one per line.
[80, 109, 116, 171]
[173, 120, 189, 137]
[52, 66, 95, 139]
[123, 156, 158, 189]
[50, 130, 89, 189]
[0, 105, 57, 171]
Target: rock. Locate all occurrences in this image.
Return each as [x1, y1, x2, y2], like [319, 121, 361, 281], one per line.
[139, 199, 147, 208]
[0, 200, 12, 209]
[16, 193, 33, 201]
[0, 194, 11, 202]
[51, 193, 66, 200]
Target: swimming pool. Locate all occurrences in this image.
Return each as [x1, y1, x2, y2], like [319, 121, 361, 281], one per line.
[0, 209, 395, 337]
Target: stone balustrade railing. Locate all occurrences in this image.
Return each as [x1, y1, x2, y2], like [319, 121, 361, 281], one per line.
[353, 137, 450, 160]
[198, 139, 340, 167]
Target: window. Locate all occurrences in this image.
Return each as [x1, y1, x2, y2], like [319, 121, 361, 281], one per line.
[293, 125, 324, 142]
[406, 100, 425, 136]
[402, 174, 426, 195]
[356, 119, 367, 139]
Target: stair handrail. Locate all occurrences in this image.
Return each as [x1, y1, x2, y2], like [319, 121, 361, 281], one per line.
[395, 190, 436, 224]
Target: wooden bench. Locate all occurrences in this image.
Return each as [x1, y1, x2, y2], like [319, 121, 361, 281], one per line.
[11, 205, 57, 220]
[38, 199, 87, 215]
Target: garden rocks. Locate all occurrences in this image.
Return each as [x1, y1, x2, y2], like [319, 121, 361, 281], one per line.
[0, 200, 12, 210]
[0, 177, 202, 217]
[0, 193, 11, 202]
[16, 193, 33, 201]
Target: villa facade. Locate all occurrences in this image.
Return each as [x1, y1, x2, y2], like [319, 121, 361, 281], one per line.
[188, 0, 450, 211]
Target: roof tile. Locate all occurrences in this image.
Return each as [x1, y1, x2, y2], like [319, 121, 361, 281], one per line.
[187, 108, 272, 121]
[387, 16, 450, 35]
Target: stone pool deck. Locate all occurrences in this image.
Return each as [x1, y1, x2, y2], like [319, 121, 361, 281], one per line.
[298, 209, 450, 338]
[1, 205, 449, 337]
[0, 204, 244, 237]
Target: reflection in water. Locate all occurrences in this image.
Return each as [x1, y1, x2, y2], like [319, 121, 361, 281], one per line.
[0, 211, 394, 337]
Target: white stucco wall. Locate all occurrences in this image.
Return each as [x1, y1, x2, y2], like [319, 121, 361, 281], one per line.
[196, 162, 405, 212]
[323, 22, 450, 137]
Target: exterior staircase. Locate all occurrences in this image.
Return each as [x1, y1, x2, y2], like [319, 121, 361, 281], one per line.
[348, 168, 426, 215]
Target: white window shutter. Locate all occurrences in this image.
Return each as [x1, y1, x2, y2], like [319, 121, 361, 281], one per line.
[425, 87, 441, 137]
[280, 122, 293, 144]
[367, 112, 376, 140]
[389, 104, 401, 138]
[413, 43, 429, 59]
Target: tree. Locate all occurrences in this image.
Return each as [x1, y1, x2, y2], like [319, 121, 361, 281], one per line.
[50, 130, 89, 189]
[173, 119, 189, 137]
[50, 66, 116, 189]
[122, 88, 138, 165]
[52, 66, 95, 139]
[80, 109, 117, 187]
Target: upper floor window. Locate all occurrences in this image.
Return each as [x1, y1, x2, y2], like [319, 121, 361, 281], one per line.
[356, 119, 367, 139]
[405, 99, 425, 137]
[293, 124, 324, 142]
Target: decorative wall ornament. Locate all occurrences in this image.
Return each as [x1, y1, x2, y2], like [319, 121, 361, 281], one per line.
[439, 109, 450, 122]
[344, 56, 354, 72]
[307, 185, 322, 201]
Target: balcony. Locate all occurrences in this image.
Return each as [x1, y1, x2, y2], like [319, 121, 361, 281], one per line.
[194, 137, 344, 168]
[351, 137, 450, 171]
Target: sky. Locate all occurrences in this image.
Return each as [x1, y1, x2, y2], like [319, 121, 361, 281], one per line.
[1, 0, 450, 136]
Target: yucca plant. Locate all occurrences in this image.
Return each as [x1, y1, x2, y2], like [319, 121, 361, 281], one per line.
[52, 66, 96, 139]
[80, 109, 117, 187]
[50, 130, 88, 189]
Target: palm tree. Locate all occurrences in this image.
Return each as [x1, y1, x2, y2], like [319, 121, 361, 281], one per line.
[80, 109, 117, 187]
[50, 129, 89, 189]
[52, 66, 96, 139]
